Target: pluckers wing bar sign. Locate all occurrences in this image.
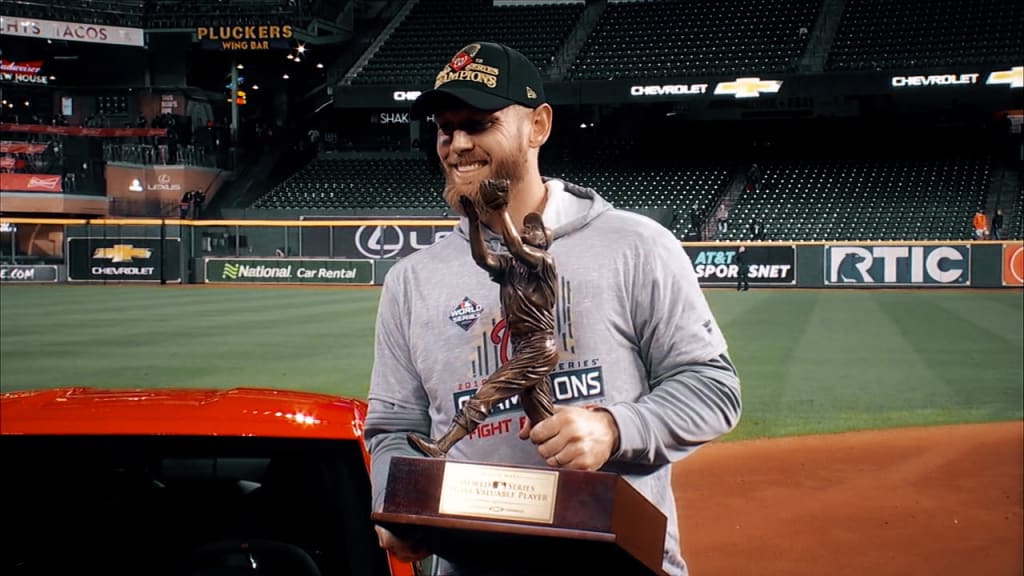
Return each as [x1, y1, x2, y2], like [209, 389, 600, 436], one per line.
[196, 24, 292, 51]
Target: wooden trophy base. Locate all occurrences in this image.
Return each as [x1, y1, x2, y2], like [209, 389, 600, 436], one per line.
[372, 456, 668, 576]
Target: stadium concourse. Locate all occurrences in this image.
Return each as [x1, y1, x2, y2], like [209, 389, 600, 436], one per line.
[0, 0, 1020, 242]
[0, 1, 1021, 575]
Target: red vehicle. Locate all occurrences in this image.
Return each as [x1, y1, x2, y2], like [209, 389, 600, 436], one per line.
[0, 386, 416, 576]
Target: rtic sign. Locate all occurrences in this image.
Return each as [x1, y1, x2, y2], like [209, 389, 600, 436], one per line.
[0, 265, 59, 283]
[685, 245, 796, 286]
[825, 245, 970, 285]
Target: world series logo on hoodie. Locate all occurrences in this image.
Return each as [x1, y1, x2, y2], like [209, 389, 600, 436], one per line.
[449, 297, 484, 331]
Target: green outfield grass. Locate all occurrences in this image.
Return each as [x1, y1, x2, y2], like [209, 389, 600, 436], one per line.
[1, 284, 1021, 441]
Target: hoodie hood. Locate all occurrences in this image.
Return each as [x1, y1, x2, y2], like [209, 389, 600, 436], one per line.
[454, 177, 612, 243]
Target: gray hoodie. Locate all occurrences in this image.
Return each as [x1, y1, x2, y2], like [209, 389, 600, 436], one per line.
[365, 178, 742, 576]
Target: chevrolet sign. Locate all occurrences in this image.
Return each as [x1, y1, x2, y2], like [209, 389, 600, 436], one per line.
[986, 66, 1023, 89]
[630, 84, 708, 96]
[713, 77, 783, 98]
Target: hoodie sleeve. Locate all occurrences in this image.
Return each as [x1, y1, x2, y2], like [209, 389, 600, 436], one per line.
[363, 266, 432, 512]
[604, 225, 742, 466]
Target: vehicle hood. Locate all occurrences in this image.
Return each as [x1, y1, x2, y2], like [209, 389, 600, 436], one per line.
[0, 387, 367, 439]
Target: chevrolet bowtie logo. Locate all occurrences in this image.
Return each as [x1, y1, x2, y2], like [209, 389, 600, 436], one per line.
[986, 66, 1023, 89]
[93, 244, 152, 263]
[714, 77, 783, 99]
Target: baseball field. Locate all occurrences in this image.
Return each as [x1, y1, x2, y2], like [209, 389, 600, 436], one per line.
[1, 284, 1021, 575]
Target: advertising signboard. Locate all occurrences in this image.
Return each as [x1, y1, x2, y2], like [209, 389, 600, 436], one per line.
[205, 258, 375, 285]
[685, 245, 796, 286]
[67, 237, 181, 282]
[1003, 243, 1024, 287]
[0, 265, 59, 283]
[824, 245, 970, 286]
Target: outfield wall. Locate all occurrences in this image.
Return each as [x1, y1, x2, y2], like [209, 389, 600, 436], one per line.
[1, 218, 1021, 288]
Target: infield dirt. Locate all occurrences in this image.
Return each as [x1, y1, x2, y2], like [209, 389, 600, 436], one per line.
[675, 421, 1023, 576]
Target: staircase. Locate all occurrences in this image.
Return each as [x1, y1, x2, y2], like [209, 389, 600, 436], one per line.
[704, 165, 751, 241]
[796, 0, 846, 73]
[547, 0, 606, 81]
[340, 0, 418, 85]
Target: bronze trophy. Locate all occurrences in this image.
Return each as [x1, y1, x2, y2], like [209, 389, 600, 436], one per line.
[374, 180, 668, 576]
[408, 179, 559, 458]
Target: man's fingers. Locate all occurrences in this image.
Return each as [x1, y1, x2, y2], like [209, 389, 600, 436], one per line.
[530, 406, 615, 471]
[375, 525, 430, 563]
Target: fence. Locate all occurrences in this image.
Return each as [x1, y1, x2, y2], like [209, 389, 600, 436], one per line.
[0, 217, 1021, 288]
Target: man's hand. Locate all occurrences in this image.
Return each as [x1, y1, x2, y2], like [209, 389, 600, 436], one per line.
[519, 405, 620, 470]
[375, 525, 429, 563]
[479, 178, 510, 212]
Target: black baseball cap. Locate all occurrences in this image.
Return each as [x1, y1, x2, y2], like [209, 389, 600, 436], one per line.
[411, 42, 546, 118]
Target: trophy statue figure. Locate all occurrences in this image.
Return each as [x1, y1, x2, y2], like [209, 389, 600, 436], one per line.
[409, 179, 559, 458]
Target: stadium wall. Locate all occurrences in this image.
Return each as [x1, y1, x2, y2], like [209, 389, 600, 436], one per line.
[0, 218, 1020, 288]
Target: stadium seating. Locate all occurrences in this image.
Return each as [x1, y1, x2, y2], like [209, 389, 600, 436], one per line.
[253, 153, 446, 212]
[826, 0, 1023, 70]
[1, 0, 301, 28]
[2, 0, 146, 27]
[719, 158, 993, 241]
[568, 0, 820, 80]
[352, 0, 584, 86]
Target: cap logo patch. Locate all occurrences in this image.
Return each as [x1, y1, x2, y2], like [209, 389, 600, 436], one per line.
[450, 51, 473, 72]
[526, 86, 537, 99]
[448, 43, 480, 72]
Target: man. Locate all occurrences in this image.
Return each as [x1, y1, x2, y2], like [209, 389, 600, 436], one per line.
[364, 41, 741, 576]
[735, 246, 750, 291]
[991, 208, 1004, 240]
[972, 209, 988, 240]
[750, 216, 766, 241]
[179, 190, 194, 219]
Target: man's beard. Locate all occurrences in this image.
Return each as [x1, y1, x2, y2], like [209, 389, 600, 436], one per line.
[443, 147, 528, 215]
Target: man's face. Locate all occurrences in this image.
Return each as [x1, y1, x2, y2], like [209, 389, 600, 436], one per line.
[435, 105, 531, 214]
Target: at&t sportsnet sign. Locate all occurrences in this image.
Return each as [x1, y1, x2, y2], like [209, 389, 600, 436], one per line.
[685, 245, 796, 286]
[205, 258, 374, 285]
[825, 245, 969, 285]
